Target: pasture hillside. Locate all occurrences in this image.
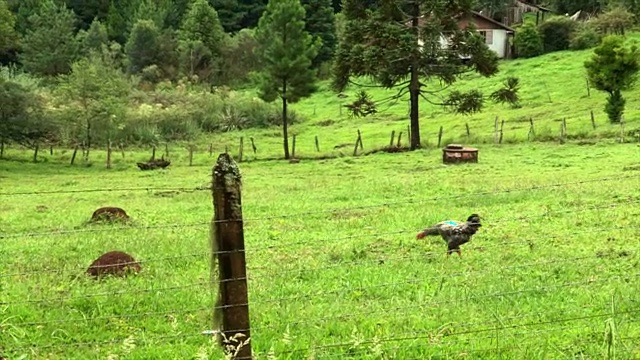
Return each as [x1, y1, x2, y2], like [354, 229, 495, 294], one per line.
[1, 142, 639, 359]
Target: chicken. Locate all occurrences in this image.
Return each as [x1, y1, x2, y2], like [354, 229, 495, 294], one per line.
[416, 214, 482, 256]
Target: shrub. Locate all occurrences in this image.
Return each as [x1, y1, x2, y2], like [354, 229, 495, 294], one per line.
[569, 22, 602, 50]
[514, 21, 544, 58]
[538, 16, 578, 53]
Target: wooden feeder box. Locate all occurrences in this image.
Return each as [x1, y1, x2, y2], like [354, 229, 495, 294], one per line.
[442, 144, 479, 164]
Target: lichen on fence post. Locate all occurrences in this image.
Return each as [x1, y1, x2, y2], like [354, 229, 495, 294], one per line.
[211, 153, 252, 359]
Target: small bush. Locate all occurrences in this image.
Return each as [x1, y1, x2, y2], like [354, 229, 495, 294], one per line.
[514, 22, 544, 58]
[569, 22, 602, 50]
[538, 16, 578, 53]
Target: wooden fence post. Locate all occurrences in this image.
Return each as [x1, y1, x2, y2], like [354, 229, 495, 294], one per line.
[239, 137, 244, 162]
[33, 143, 39, 163]
[210, 143, 214, 157]
[528, 117, 535, 141]
[250, 137, 257, 154]
[389, 131, 396, 147]
[107, 140, 112, 169]
[71, 145, 79, 165]
[396, 132, 403, 147]
[494, 116, 499, 144]
[590, 110, 596, 129]
[151, 145, 156, 161]
[314, 136, 320, 152]
[211, 153, 252, 359]
[189, 145, 194, 166]
[437, 126, 443, 148]
[357, 129, 363, 150]
[49, 145, 54, 155]
[499, 120, 505, 144]
[465, 123, 470, 141]
[292, 135, 297, 158]
[165, 143, 169, 158]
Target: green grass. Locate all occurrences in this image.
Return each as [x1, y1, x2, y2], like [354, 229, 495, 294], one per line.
[1, 141, 640, 359]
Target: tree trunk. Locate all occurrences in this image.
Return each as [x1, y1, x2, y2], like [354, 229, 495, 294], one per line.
[282, 80, 290, 160]
[409, 0, 422, 150]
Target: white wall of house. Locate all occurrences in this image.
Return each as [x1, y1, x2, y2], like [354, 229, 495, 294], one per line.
[419, 29, 511, 59]
[477, 29, 510, 58]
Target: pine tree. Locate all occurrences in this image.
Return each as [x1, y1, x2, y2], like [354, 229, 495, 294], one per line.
[254, 0, 320, 159]
[77, 18, 110, 56]
[124, 19, 161, 74]
[0, 0, 18, 57]
[301, 0, 337, 68]
[334, 0, 517, 150]
[178, 0, 227, 82]
[19, 0, 79, 76]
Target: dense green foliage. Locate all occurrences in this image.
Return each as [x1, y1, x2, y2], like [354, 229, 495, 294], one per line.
[514, 21, 544, 58]
[585, 35, 640, 123]
[538, 16, 578, 53]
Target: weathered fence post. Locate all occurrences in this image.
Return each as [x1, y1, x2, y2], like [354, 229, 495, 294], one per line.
[189, 145, 194, 166]
[528, 117, 535, 141]
[165, 143, 169, 158]
[151, 145, 156, 161]
[250, 137, 257, 154]
[292, 135, 297, 158]
[239, 137, 244, 162]
[396, 131, 403, 147]
[437, 126, 443, 148]
[590, 110, 596, 129]
[499, 120, 505, 144]
[71, 144, 79, 165]
[211, 153, 252, 359]
[314, 136, 320, 152]
[357, 129, 363, 150]
[465, 123, 470, 141]
[0, 140, 4, 159]
[33, 143, 39, 163]
[389, 130, 396, 147]
[494, 116, 499, 144]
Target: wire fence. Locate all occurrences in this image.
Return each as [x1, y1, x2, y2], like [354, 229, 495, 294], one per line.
[1, 159, 639, 359]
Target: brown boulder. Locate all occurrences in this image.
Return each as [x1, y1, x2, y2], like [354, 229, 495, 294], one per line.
[91, 207, 130, 223]
[86, 251, 142, 278]
[136, 159, 171, 171]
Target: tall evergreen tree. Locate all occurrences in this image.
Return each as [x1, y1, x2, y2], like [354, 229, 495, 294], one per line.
[254, 0, 320, 159]
[334, 0, 516, 150]
[0, 0, 19, 59]
[64, 0, 111, 30]
[124, 19, 161, 74]
[178, 0, 227, 82]
[19, 0, 79, 76]
[77, 18, 109, 56]
[208, 0, 245, 33]
[301, 0, 337, 67]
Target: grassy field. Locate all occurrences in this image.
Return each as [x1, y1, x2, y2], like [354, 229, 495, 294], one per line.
[1, 140, 640, 359]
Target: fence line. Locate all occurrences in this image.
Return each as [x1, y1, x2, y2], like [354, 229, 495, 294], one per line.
[2, 224, 637, 280]
[1, 282, 209, 306]
[261, 309, 640, 358]
[0, 185, 212, 197]
[2, 172, 638, 240]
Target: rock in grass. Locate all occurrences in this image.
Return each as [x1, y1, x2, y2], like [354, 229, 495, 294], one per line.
[86, 251, 141, 278]
[90, 207, 130, 223]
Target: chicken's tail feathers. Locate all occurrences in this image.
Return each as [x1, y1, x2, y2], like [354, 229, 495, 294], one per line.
[416, 226, 439, 239]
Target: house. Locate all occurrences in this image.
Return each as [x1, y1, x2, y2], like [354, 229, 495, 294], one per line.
[414, 11, 516, 59]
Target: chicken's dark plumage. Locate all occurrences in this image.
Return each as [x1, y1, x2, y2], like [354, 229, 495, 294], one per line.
[416, 214, 482, 256]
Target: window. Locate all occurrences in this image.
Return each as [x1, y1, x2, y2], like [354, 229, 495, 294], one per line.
[478, 30, 494, 45]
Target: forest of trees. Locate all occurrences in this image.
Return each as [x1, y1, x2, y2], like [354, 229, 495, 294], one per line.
[0, 0, 637, 159]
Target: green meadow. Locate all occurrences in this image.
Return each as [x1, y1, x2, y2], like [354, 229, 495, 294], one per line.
[2, 32, 640, 360]
[1, 141, 640, 359]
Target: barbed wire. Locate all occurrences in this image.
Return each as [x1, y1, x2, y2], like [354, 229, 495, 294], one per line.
[1, 217, 636, 281]
[2, 181, 638, 242]
[0, 185, 212, 197]
[266, 308, 640, 357]
[5, 331, 206, 353]
[214, 272, 640, 312]
[1, 282, 209, 306]
[11, 306, 211, 327]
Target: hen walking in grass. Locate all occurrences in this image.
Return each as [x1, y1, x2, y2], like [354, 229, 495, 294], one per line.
[416, 214, 482, 256]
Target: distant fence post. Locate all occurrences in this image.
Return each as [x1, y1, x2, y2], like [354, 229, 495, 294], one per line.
[211, 153, 252, 359]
